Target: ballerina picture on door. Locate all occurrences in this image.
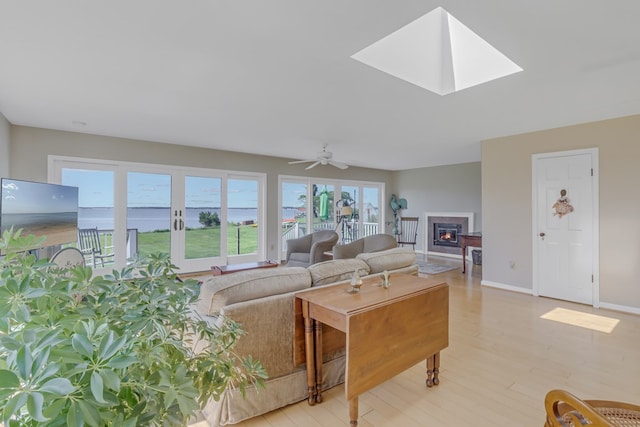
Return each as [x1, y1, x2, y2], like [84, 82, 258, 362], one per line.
[552, 189, 574, 218]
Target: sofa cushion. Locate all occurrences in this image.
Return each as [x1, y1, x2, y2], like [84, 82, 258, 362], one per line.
[356, 247, 416, 274]
[196, 267, 311, 316]
[308, 258, 370, 287]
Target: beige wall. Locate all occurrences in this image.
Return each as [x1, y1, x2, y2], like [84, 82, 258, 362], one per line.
[482, 114, 640, 311]
[0, 113, 9, 177]
[10, 125, 393, 261]
[393, 162, 482, 253]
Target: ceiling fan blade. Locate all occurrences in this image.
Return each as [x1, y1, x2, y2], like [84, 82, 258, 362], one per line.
[329, 160, 349, 169]
[288, 159, 315, 165]
[305, 161, 321, 170]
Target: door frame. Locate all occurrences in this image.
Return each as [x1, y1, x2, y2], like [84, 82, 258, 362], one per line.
[531, 148, 600, 307]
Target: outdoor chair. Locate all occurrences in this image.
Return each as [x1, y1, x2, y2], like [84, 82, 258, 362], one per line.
[286, 230, 338, 267]
[545, 389, 640, 427]
[397, 217, 419, 250]
[77, 227, 115, 268]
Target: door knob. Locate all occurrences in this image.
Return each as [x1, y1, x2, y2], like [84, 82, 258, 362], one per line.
[539, 232, 545, 237]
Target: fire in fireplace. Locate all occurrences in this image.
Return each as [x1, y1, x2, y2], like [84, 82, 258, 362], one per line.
[433, 223, 462, 247]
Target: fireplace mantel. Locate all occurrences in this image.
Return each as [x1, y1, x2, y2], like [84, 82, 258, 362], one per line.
[424, 212, 474, 258]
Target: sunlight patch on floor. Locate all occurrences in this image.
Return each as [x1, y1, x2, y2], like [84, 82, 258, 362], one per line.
[540, 307, 620, 333]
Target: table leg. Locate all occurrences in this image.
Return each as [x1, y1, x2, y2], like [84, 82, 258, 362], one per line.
[461, 243, 467, 273]
[314, 319, 323, 403]
[349, 397, 358, 427]
[426, 352, 441, 387]
[303, 305, 316, 405]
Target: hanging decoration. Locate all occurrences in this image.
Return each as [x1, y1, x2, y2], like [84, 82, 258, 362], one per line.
[319, 186, 329, 220]
[552, 189, 574, 218]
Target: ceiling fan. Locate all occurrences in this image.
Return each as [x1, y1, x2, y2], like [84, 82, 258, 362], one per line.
[288, 144, 349, 170]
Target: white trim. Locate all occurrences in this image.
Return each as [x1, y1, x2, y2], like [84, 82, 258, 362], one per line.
[531, 148, 599, 307]
[481, 280, 533, 294]
[481, 281, 640, 316]
[599, 302, 640, 316]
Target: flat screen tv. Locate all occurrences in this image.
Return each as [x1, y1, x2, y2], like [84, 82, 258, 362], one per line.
[0, 178, 79, 249]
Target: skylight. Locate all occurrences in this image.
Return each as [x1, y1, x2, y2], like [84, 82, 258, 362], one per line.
[351, 7, 522, 95]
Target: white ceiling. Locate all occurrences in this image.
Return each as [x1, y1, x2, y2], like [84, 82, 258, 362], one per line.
[2, 1, 640, 171]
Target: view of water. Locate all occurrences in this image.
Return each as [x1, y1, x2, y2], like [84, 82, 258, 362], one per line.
[79, 207, 302, 232]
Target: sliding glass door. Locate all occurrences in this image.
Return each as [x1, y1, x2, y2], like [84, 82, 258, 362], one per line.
[50, 157, 265, 272]
[127, 171, 172, 263]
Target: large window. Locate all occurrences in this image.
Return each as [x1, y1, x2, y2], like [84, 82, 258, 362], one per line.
[50, 156, 265, 272]
[279, 176, 384, 258]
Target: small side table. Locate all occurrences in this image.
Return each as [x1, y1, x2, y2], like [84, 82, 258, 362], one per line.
[460, 233, 482, 274]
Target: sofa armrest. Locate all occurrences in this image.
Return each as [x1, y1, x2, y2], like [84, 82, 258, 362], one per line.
[309, 239, 337, 264]
[221, 292, 300, 379]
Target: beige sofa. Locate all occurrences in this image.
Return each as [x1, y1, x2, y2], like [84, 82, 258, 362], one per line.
[195, 247, 418, 426]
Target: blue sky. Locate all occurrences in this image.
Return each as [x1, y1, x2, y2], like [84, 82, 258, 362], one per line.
[62, 170, 259, 208]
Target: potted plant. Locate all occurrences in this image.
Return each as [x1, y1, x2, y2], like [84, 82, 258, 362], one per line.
[0, 228, 266, 426]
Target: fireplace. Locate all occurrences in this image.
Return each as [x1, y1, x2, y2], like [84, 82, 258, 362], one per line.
[433, 223, 462, 247]
[425, 212, 474, 257]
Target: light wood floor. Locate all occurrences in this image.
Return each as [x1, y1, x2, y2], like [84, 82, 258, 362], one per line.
[194, 256, 640, 427]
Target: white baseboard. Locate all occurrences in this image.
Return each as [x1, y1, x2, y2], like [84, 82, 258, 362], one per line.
[480, 280, 533, 294]
[598, 302, 640, 316]
[481, 281, 640, 315]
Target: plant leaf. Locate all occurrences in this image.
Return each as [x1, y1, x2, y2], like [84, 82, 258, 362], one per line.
[16, 344, 33, 380]
[39, 377, 75, 395]
[71, 334, 93, 358]
[90, 371, 107, 403]
[4, 392, 27, 421]
[78, 399, 101, 427]
[105, 355, 137, 369]
[27, 391, 48, 422]
[67, 401, 83, 427]
[0, 370, 20, 400]
[98, 330, 114, 359]
[22, 329, 37, 344]
[99, 369, 120, 392]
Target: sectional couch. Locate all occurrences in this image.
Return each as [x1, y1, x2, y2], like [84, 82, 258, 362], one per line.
[194, 247, 418, 426]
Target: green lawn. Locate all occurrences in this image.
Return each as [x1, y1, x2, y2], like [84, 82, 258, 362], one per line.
[137, 224, 259, 259]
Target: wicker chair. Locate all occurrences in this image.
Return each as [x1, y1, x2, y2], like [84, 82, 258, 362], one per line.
[545, 389, 640, 426]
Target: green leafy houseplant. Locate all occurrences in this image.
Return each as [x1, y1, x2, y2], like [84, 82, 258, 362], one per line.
[0, 228, 266, 426]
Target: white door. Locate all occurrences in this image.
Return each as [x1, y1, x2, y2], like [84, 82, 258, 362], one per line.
[533, 149, 598, 305]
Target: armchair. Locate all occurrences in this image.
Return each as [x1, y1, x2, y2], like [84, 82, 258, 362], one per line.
[286, 230, 339, 267]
